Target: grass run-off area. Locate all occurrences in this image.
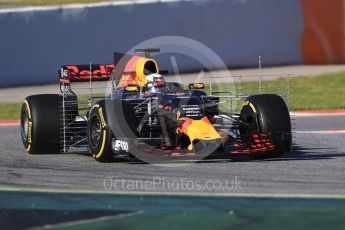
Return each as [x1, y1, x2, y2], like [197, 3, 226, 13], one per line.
[0, 0, 127, 6]
[0, 71, 345, 120]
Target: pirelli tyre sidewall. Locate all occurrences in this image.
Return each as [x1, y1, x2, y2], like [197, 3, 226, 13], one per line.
[20, 94, 62, 154]
[88, 99, 139, 162]
[87, 101, 114, 162]
[240, 94, 292, 158]
[21, 100, 32, 152]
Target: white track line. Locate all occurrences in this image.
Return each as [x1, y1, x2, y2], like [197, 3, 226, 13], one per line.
[291, 110, 345, 117]
[0, 0, 191, 14]
[296, 129, 345, 134]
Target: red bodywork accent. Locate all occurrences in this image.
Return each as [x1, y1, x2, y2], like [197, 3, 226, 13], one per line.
[132, 133, 276, 158]
[177, 117, 211, 135]
[201, 117, 211, 124]
[64, 64, 115, 81]
[117, 56, 143, 88]
[59, 78, 70, 84]
[231, 134, 276, 155]
[178, 117, 193, 134]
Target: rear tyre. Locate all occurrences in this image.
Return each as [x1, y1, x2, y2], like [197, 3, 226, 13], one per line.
[240, 94, 292, 159]
[20, 94, 62, 154]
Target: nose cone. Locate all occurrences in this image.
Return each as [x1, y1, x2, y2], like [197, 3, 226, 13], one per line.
[179, 117, 222, 151]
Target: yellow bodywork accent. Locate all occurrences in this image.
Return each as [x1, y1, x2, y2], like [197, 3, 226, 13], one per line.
[184, 120, 221, 151]
[125, 86, 139, 92]
[192, 83, 205, 89]
[117, 57, 159, 88]
[135, 58, 159, 86]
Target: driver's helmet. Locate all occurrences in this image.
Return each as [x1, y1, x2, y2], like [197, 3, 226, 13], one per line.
[146, 73, 168, 94]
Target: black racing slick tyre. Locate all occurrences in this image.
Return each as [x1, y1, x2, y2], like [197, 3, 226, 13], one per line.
[87, 102, 113, 162]
[240, 94, 292, 158]
[87, 99, 138, 162]
[20, 94, 62, 154]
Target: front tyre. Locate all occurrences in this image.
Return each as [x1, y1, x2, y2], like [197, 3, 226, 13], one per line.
[87, 103, 113, 162]
[240, 94, 292, 159]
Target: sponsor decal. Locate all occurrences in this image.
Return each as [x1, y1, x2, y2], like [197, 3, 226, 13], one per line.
[27, 121, 32, 144]
[241, 101, 256, 113]
[242, 101, 250, 107]
[112, 140, 129, 152]
[98, 108, 106, 128]
[181, 104, 202, 117]
[63, 64, 115, 81]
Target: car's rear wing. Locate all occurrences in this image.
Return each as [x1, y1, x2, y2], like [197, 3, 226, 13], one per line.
[58, 49, 167, 95]
[58, 64, 115, 96]
[58, 51, 135, 93]
[59, 64, 115, 82]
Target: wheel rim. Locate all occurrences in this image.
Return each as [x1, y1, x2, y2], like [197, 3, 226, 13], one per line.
[20, 106, 29, 144]
[240, 105, 259, 136]
[90, 115, 102, 148]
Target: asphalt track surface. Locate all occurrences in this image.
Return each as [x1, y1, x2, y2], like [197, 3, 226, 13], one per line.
[1, 115, 345, 196]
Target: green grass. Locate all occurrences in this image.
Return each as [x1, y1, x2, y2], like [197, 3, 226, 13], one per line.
[246, 72, 345, 110]
[0, 71, 345, 120]
[0, 103, 22, 120]
[202, 73, 345, 113]
[287, 73, 345, 110]
[204, 71, 345, 111]
[0, 0, 128, 6]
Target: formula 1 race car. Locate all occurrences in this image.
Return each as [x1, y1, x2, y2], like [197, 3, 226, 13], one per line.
[20, 49, 292, 162]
